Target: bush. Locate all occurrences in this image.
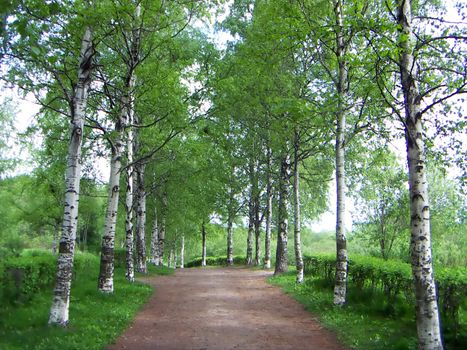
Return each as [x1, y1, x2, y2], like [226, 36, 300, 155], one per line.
[303, 254, 467, 342]
[0, 250, 99, 305]
[185, 255, 246, 268]
[0, 251, 56, 304]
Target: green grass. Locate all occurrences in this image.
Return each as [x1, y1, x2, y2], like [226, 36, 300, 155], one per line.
[269, 272, 420, 350]
[0, 263, 171, 350]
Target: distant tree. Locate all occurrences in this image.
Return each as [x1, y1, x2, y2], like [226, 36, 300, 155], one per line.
[0, 100, 17, 177]
[352, 149, 409, 260]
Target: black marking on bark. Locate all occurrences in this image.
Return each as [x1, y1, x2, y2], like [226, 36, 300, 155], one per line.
[59, 241, 70, 254]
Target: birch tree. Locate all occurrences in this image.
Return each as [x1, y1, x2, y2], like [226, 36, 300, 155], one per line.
[49, 27, 94, 325]
[362, 0, 467, 346]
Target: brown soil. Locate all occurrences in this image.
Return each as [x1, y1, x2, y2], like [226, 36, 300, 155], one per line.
[107, 267, 347, 350]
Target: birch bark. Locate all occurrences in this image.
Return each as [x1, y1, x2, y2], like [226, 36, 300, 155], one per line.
[158, 191, 167, 266]
[180, 235, 185, 269]
[397, 1, 443, 348]
[293, 131, 304, 284]
[333, 0, 349, 306]
[226, 185, 234, 266]
[124, 111, 134, 282]
[98, 116, 124, 293]
[150, 206, 160, 265]
[168, 249, 173, 268]
[227, 217, 234, 265]
[135, 162, 147, 273]
[201, 222, 207, 267]
[246, 188, 254, 265]
[274, 152, 290, 275]
[254, 193, 261, 266]
[264, 144, 272, 269]
[49, 27, 93, 326]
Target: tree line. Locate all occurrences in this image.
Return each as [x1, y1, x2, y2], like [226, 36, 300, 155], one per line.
[0, 1, 465, 349]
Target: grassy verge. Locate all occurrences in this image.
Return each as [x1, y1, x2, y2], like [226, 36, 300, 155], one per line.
[0, 261, 172, 350]
[269, 272, 420, 350]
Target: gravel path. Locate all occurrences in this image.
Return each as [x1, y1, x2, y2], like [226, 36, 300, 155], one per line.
[107, 267, 347, 350]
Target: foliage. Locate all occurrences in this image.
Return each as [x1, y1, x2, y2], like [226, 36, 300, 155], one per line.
[0, 251, 155, 350]
[0, 175, 106, 255]
[185, 255, 246, 268]
[303, 254, 467, 345]
[0, 98, 18, 177]
[0, 250, 98, 305]
[351, 149, 409, 260]
[269, 272, 419, 350]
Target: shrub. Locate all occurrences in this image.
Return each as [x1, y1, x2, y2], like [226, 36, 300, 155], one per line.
[0, 252, 56, 304]
[0, 250, 99, 305]
[303, 254, 467, 342]
[185, 255, 246, 268]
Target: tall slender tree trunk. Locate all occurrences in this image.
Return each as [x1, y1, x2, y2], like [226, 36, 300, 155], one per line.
[397, 1, 443, 348]
[150, 205, 160, 265]
[124, 113, 134, 282]
[254, 194, 261, 266]
[246, 198, 254, 265]
[227, 217, 234, 265]
[264, 144, 272, 269]
[201, 221, 207, 267]
[135, 162, 147, 273]
[246, 159, 255, 265]
[333, 0, 349, 306]
[180, 235, 185, 269]
[98, 119, 124, 293]
[226, 186, 234, 266]
[274, 152, 290, 275]
[49, 27, 93, 326]
[158, 191, 167, 266]
[124, 2, 141, 280]
[168, 249, 173, 268]
[293, 130, 304, 284]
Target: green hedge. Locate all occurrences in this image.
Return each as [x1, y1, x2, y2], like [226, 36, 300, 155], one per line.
[185, 255, 246, 268]
[303, 254, 467, 336]
[0, 250, 99, 305]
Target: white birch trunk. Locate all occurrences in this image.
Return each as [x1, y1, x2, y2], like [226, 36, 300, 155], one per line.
[264, 145, 272, 269]
[226, 218, 234, 266]
[254, 194, 261, 266]
[274, 152, 290, 275]
[226, 186, 234, 266]
[135, 163, 147, 273]
[333, 0, 348, 306]
[174, 247, 178, 270]
[397, 1, 443, 348]
[246, 160, 254, 265]
[98, 122, 124, 293]
[293, 131, 304, 284]
[201, 222, 207, 267]
[49, 27, 93, 326]
[150, 205, 160, 265]
[124, 113, 134, 282]
[158, 191, 167, 266]
[180, 235, 185, 269]
[168, 249, 173, 268]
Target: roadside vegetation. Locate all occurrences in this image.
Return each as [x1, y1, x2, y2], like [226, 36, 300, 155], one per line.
[0, 249, 171, 350]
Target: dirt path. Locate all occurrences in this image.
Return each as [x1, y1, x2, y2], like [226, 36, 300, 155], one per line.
[107, 267, 347, 350]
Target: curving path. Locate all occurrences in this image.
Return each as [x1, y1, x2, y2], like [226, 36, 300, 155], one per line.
[107, 267, 347, 350]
